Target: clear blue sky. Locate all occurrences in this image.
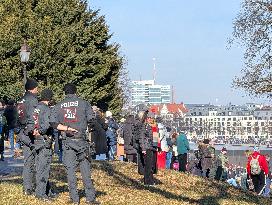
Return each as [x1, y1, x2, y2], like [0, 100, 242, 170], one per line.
[88, 0, 267, 105]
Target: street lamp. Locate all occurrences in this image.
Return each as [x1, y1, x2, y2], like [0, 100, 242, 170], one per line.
[20, 41, 31, 85]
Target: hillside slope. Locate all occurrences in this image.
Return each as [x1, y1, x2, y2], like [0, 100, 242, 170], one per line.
[0, 161, 271, 205]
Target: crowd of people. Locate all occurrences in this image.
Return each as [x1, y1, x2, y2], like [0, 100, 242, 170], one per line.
[0, 79, 272, 204]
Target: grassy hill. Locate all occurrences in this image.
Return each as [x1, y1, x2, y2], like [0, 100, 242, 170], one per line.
[0, 160, 271, 205]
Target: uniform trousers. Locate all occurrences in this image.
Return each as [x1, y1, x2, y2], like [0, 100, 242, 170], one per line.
[22, 145, 36, 192]
[63, 141, 96, 203]
[35, 143, 52, 198]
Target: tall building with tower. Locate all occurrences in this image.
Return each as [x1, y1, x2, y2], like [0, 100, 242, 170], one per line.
[131, 80, 171, 106]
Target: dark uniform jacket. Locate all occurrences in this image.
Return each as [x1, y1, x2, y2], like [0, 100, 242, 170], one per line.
[18, 91, 38, 128]
[17, 92, 38, 145]
[50, 94, 95, 140]
[31, 102, 53, 149]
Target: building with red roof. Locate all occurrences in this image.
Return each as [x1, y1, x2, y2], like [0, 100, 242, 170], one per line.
[149, 103, 188, 118]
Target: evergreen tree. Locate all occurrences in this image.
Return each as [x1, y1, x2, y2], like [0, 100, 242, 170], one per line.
[0, 0, 125, 113]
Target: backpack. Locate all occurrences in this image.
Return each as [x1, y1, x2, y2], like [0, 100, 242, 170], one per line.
[250, 155, 261, 175]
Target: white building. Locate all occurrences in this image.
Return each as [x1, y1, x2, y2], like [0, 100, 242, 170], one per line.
[131, 80, 171, 106]
[184, 104, 272, 140]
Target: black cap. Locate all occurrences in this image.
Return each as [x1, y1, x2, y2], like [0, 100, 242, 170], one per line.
[64, 83, 77, 95]
[40, 89, 53, 101]
[25, 79, 38, 91]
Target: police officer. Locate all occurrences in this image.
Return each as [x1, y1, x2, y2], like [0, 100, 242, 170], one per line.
[50, 83, 99, 205]
[31, 89, 55, 200]
[17, 79, 39, 195]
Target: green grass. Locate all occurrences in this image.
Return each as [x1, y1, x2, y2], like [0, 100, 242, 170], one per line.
[0, 161, 271, 205]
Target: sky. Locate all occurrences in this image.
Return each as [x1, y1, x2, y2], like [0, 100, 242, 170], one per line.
[88, 0, 269, 105]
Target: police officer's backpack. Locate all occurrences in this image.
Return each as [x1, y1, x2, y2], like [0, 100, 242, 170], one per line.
[250, 155, 261, 175]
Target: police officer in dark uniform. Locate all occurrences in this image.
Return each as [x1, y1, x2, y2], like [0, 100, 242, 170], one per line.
[31, 89, 55, 200]
[50, 83, 99, 205]
[17, 79, 39, 195]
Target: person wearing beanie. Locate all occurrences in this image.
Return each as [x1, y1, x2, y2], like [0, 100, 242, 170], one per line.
[29, 88, 56, 200]
[17, 78, 39, 196]
[50, 83, 100, 204]
[246, 147, 269, 195]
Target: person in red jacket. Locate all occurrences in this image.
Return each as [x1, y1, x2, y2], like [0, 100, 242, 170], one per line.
[246, 146, 269, 195]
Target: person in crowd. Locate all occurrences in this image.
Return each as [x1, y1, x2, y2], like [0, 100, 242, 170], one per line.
[246, 146, 269, 195]
[240, 169, 249, 191]
[199, 139, 213, 178]
[17, 79, 39, 195]
[157, 118, 167, 170]
[105, 111, 118, 160]
[50, 83, 100, 204]
[123, 115, 137, 163]
[4, 99, 19, 157]
[134, 109, 156, 186]
[188, 149, 202, 176]
[90, 106, 108, 161]
[53, 129, 63, 163]
[165, 127, 173, 169]
[170, 132, 179, 170]
[226, 166, 238, 187]
[215, 147, 229, 181]
[209, 156, 219, 179]
[116, 118, 125, 161]
[176, 129, 190, 172]
[0, 100, 6, 161]
[147, 115, 158, 174]
[263, 154, 271, 197]
[49, 100, 63, 163]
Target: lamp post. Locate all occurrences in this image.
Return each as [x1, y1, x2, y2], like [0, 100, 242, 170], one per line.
[20, 41, 31, 85]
